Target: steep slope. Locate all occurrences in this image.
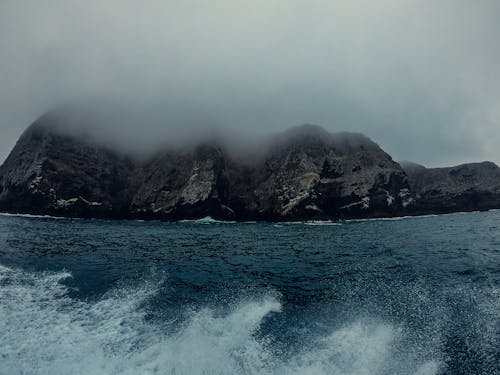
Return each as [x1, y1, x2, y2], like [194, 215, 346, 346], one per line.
[401, 161, 500, 213]
[246, 125, 412, 220]
[3, 114, 499, 221]
[0, 114, 133, 218]
[130, 144, 233, 220]
[127, 125, 414, 220]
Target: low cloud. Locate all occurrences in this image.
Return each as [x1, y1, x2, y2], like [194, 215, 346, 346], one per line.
[1, 0, 499, 166]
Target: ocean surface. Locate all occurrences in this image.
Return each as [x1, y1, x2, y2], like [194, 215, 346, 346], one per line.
[0, 211, 498, 375]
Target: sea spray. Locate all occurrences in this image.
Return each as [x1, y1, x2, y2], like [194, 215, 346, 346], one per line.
[1, 264, 443, 375]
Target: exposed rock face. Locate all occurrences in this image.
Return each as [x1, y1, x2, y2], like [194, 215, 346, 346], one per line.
[126, 124, 413, 221]
[130, 145, 232, 220]
[0, 114, 133, 218]
[401, 161, 500, 214]
[1, 115, 499, 221]
[226, 125, 412, 220]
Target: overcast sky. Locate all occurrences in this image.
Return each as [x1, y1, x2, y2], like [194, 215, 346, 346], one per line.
[1, 0, 499, 166]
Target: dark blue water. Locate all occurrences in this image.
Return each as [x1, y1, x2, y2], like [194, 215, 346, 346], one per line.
[0, 211, 498, 374]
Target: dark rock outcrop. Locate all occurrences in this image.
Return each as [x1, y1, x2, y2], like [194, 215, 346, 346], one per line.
[223, 125, 413, 220]
[0, 114, 133, 218]
[1, 115, 499, 221]
[130, 144, 233, 220]
[126, 124, 413, 220]
[401, 161, 500, 214]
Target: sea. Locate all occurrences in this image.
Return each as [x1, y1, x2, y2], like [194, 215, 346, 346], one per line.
[0, 210, 498, 374]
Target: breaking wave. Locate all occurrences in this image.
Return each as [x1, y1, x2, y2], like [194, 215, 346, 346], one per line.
[0, 264, 442, 375]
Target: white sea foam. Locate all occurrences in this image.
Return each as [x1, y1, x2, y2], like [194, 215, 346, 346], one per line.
[0, 212, 68, 220]
[345, 214, 438, 223]
[277, 220, 342, 226]
[303, 221, 342, 226]
[179, 216, 238, 224]
[0, 264, 442, 375]
[344, 209, 498, 224]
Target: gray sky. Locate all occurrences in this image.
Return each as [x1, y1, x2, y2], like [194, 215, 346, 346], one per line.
[1, 0, 499, 166]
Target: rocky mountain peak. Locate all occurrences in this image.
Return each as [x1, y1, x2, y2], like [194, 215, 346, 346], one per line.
[1, 115, 500, 220]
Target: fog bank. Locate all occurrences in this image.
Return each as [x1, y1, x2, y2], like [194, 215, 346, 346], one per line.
[1, 0, 500, 166]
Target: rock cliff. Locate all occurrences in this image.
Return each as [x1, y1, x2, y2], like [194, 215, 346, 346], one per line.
[0, 114, 133, 218]
[1, 115, 499, 220]
[224, 125, 412, 220]
[130, 144, 232, 220]
[401, 161, 500, 214]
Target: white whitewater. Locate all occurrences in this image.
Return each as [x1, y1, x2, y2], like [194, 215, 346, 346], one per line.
[0, 264, 441, 375]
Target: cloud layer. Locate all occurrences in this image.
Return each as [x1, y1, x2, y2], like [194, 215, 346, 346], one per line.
[1, 0, 499, 166]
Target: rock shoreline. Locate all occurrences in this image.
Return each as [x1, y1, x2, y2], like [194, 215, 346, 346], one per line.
[1, 114, 499, 221]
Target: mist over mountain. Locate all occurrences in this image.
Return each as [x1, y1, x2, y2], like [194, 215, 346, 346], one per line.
[25, 100, 273, 160]
[2, 5, 500, 375]
[1, 113, 499, 221]
[1, 1, 500, 167]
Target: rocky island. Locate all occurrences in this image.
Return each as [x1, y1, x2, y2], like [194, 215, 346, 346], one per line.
[1, 113, 499, 221]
